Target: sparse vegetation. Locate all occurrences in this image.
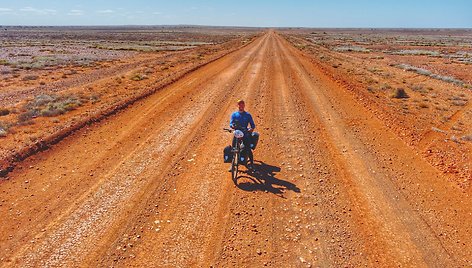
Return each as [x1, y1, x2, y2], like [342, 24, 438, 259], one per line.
[0, 59, 10, 65]
[389, 49, 440, 56]
[22, 75, 39, 81]
[0, 121, 11, 137]
[461, 134, 472, 142]
[0, 108, 10, 116]
[19, 94, 83, 121]
[392, 88, 409, 99]
[449, 95, 469, 106]
[380, 83, 392, 90]
[130, 73, 148, 81]
[333, 46, 371, 53]
[396, 63, 465, 86]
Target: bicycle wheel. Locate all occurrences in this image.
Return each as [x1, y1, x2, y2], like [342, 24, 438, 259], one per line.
[232, 152, 239, 181]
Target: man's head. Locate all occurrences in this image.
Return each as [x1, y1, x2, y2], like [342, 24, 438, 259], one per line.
[237, 99, 245, 112]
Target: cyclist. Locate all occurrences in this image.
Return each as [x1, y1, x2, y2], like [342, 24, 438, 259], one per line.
[229, 99, 256, 170]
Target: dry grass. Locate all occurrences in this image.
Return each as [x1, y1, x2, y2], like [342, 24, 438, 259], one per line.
[130, 73, 148, 81]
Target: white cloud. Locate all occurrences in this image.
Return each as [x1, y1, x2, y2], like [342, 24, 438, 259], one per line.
[96, 9, 114, 14]
[67, 9, 84, 16]
[152, 11, 162, 15]
[0, 8, 12, 12]
[20, 7, 57, 15]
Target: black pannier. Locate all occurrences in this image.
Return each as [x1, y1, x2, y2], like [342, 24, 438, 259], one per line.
[250, 132, 259, 150]
[223, 145, 233, 163]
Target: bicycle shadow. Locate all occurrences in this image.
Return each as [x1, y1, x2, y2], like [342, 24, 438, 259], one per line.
[234, 160, 301, 197]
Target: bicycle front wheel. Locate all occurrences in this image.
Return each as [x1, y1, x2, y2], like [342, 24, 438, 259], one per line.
[232, 152, 239, 181]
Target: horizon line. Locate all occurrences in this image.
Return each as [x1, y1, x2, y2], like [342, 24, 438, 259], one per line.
[1, 24, 471, 30]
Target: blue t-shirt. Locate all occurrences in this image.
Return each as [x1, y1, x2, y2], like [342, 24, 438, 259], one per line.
[230, 111, 255, 130]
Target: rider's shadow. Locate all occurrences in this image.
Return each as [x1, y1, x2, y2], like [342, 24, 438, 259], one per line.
[235, 160, 301, 197]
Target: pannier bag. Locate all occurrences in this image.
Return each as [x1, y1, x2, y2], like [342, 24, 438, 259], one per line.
[250, 132, 259, 150]
[223, 145, 233, 163]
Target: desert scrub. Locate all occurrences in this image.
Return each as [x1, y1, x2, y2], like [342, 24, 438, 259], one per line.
[0, 121, 11, 137]
[380, 84, 392, 90]
[461, 134, 472, 142]
[389, 49, 440, 56]
[0, 108, 10, 116]
[333, 46, 371, 53]
[0, 59, 10, 66]
[391, 88, 409, 99]
[449, 95, 469, 106]
[19, 94, 82, 121]
[22, 75, 39, 81]
[90, 94, 101, 104]
[396, 63, 465, 86]
[130, 73, 148, 81]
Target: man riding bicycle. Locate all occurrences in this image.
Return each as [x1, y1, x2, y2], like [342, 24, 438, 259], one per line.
[229, 99, 257, 171]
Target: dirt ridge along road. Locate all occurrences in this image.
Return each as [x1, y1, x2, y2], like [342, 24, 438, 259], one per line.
[0, 34, 268, 267]
[1, 31, 471, 268]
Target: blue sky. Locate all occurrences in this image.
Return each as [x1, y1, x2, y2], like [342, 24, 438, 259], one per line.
[0, 0, 470, 27]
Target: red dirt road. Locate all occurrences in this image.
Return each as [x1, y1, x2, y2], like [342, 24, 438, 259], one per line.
[1, 32, 471, 267]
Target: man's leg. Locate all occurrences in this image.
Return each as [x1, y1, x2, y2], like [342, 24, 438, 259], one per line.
[243, 135, 254, 170]
[229, 137, 237, 172]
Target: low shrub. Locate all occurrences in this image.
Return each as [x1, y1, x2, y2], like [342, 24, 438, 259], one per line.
[396, 63, 465, 86]
[0, 122, 7, 136]
[19, 94, 82, 122]
[333, 46, 371, 53]
[130, 73, 148, 81]
[0, 108, 10, 116]
[451, 100, 468, 106]
[392, 88, 409, 99]
[22, 75, 39, 81]
[380, 84, 392, 90]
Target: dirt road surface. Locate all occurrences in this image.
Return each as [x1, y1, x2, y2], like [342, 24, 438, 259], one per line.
[1, 31, 471, 267]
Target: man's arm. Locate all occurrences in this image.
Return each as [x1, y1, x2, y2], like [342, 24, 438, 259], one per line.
[248, 114, 256, 130]
[229, 113, 235, 128]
